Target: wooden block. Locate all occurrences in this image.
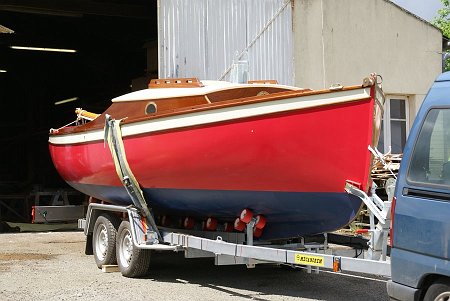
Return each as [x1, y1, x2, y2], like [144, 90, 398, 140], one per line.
[102, 265, 119, 273]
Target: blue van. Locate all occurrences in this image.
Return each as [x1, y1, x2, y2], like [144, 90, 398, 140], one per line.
[387, 72, 450, 301]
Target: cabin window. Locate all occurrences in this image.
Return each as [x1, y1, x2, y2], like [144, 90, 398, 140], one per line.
[145, 102, 157, 114]
[377, 96, 409, 154]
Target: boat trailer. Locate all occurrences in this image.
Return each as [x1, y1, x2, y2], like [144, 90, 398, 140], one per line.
[78, 114, 393, 278]
[79, 179, 393, 278]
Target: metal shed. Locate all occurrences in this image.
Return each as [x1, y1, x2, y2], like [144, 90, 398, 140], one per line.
[158, 0, 294, 85]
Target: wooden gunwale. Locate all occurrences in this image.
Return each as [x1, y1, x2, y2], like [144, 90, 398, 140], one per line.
[51, 84, 369, 136]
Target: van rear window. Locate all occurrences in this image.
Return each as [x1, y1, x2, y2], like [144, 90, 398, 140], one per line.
[407, 108, 450, 188]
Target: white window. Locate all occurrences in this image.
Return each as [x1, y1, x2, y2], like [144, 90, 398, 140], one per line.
[377, 96, 409, 154]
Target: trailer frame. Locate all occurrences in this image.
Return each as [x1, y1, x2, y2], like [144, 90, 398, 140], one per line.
[79, 179, 392, 278]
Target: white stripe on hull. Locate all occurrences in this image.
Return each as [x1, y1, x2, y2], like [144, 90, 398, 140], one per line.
[49, 87, 371, 145]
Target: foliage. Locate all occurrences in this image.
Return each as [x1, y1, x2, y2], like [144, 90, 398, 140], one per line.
[433, 0, 450, 71]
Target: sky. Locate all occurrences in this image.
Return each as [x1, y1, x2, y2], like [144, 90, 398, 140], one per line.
[392, 0, 444, 22]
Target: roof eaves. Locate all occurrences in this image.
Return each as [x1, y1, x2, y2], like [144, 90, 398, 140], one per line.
[384, 0, 442, 33]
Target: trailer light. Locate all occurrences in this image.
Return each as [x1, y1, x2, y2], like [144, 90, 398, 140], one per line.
[389, 197, 396, 247]
[333, 257, 342, 272]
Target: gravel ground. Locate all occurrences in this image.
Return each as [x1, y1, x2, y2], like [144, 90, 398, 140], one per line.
[0, 231, 389, 301]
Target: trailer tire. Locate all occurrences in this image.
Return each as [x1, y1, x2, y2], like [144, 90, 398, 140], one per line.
[116, 220, 151, 278]
[424, 279, 450, 301]
[93, 213, 120, 269]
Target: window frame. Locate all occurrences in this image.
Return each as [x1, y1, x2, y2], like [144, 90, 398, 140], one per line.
[406, 107, 450, 190]
[380, 95, 410, 153]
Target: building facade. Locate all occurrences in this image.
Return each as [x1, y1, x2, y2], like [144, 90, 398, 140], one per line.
[293, 0, 442, 153]
[157, 0, 443, 153]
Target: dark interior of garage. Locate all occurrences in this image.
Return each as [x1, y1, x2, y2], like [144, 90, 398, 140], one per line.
[0, 1, 157, 221]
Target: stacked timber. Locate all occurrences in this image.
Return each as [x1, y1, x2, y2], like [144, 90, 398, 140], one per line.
[371, 153, 402, 188]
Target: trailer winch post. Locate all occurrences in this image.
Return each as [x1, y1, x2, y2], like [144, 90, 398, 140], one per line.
[345, 181, 392, 261]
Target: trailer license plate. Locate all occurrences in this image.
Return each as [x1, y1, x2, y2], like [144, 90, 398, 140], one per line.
[294, 254, 325, 267]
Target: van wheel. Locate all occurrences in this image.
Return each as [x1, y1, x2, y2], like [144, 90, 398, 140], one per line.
[424, 279, 450, 301]
[93, 213, 120, 268]
[116, 220, 151, 278]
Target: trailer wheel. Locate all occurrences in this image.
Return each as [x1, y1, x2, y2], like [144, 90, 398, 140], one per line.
[116, 220, 151, 278]
[424, 279, 450, 301]
[93, 213, 120, 269]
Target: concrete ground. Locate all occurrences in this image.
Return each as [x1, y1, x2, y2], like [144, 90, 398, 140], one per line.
[0, 229, 389, 301]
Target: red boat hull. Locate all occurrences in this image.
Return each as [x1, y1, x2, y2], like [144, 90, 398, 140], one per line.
[49, 86, 378, 239]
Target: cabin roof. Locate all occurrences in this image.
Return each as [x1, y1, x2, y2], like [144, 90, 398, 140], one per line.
[112, 80, 301, 102]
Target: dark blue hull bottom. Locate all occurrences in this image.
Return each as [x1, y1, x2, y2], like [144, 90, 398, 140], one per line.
[70, 182, 362, 240]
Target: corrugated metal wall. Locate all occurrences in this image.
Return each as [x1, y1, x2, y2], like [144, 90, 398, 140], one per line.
[158, 0, 293, 85]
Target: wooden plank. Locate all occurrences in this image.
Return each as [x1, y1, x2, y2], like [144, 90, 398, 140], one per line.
[102, 265, 119, 273]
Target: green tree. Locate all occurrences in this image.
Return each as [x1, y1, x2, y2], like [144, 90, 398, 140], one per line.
[434, 0, 450, 71]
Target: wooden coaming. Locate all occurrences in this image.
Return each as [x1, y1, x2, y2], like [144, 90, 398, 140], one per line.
[52, 84, 368, 136]
[248, 80, 278, 84]
[207, 86, 294, 103]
